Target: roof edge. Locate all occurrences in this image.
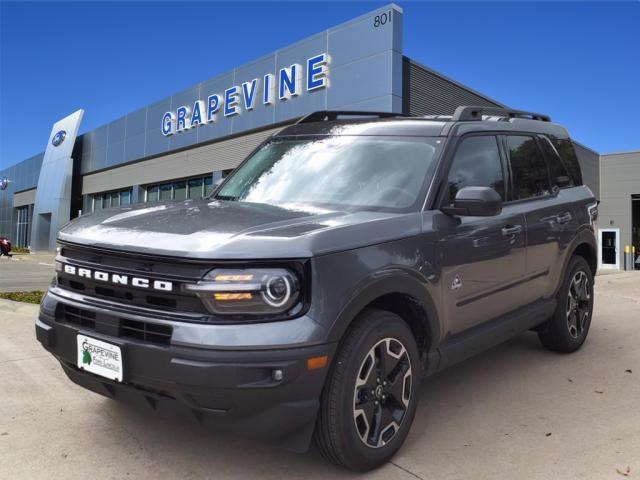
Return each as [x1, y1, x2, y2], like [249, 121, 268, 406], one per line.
[601, 149, 640, 157]
[405, 58, 507, 109]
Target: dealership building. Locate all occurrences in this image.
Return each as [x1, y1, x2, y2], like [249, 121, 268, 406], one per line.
[0, 4, 634, 270]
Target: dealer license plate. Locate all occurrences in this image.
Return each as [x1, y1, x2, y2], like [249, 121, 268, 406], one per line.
[77, 335, 123, 382]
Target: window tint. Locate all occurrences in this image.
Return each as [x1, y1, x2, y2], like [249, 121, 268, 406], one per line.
[549, 136, 583, 186]
[507, 136, 551, 200]
[447, 135, 504, 202]
[538, 136, 573, 188]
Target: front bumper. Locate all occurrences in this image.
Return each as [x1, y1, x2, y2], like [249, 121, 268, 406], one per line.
[36, 292, 336, 451]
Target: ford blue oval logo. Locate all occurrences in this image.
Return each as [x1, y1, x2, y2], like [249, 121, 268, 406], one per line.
[52, 130, 67, 147]
[0, 176, 9, 191]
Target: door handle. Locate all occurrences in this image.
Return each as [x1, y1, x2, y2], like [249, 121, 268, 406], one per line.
[501, 225, 523, 237]
[556, 212, 572, 224]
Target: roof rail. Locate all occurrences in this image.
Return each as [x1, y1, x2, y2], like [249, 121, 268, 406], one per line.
[452, 106, 551, 123]
[296, 111, 404, 124]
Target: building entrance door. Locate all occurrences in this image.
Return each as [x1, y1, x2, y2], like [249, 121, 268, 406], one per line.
[632, 196, 640, 270]
[598, 228, 620, 270]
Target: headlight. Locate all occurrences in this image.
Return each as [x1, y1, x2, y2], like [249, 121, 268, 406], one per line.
[184, 268, 302, 316]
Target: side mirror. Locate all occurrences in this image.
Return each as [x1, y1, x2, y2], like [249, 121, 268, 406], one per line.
[441, 186, 502, 217]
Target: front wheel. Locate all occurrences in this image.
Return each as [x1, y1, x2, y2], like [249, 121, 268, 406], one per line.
[315, 309, 420, 471]
[538, 256, 594, 353]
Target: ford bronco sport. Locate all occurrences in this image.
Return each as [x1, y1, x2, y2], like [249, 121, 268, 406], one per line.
[36, 106, 598, 471]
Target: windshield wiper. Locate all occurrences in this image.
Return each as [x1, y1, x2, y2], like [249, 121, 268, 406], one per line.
[214, 194, 239, 201]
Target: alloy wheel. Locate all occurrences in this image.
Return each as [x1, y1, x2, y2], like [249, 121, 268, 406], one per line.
[567, 270, 591, 339]
[352, 338, 412, 448]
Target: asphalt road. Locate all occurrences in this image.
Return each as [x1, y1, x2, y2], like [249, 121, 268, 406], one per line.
[1, 272, 638, 479]
[0, 254, 56, 293]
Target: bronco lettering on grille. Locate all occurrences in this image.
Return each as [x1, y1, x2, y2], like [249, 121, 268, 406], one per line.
[61, 264, 173, 292]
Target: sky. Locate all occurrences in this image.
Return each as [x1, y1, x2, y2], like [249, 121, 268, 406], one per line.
[0, 1, 639, 169]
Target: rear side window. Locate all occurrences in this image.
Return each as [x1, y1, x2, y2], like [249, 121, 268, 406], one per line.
[548, 136, 583, 186]
[538, 136, 574, 188]
[446, 135, 505, 203]
[507, 135, 551, 200]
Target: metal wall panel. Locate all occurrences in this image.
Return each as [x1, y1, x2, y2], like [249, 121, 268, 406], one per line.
[0, 153, 44, 241]
[31, 109, 84, 252]
[404, 60, 503, 115]
[76, 4, 403, 176]
[13, 188, 36, 207]
[81, 126, 283, 195]
[598, 151, 640, 266]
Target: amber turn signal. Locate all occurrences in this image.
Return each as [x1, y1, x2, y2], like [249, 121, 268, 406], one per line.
[307, 355, 328, 370]
[213, 292, 252, 301]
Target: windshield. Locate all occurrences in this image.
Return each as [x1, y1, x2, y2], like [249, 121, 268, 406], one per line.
[215, 136, 441, 211]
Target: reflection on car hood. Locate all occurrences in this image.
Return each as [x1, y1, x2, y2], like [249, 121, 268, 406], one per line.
[58, 198, 422, 259]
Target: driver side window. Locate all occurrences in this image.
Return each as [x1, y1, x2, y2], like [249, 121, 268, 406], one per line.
[447, 135, 505, 203]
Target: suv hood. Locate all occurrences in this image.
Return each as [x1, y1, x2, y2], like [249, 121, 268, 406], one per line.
[58, 198, 422, 259]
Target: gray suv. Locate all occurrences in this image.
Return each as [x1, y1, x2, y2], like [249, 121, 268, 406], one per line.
[36, 106, 598, 471]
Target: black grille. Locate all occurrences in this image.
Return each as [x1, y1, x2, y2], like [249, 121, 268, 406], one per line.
[57, 304, 172, 346]
[56, 245, 211, 317]
[61, 305, 96, 329]
[120, 319, 172, 345]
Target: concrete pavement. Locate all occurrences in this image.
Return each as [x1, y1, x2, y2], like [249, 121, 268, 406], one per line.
[0, 254, 56, 292]
[0, 273, 638, 479]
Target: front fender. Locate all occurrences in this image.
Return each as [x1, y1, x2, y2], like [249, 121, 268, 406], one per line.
[325, 267, 441, 352]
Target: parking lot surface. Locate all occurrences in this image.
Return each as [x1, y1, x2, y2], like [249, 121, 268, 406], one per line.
[0, 254, 56, 292]
[1, 272, 638, 479]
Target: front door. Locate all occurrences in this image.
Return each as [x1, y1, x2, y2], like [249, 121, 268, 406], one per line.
[599, 229, 619, 270]
[436, 134, 526, 335]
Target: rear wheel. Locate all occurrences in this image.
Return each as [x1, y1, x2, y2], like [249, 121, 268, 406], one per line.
[538, 256, 594, 353]
[315, 309, 420, 471]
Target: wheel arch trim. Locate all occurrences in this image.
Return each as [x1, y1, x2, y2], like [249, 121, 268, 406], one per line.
[326, 271, 441, 365]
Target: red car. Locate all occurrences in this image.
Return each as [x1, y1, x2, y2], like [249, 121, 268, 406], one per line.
[0, 237, 11, 257]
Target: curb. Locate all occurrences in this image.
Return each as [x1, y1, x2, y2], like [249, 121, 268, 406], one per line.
[0, 298, 40, 315]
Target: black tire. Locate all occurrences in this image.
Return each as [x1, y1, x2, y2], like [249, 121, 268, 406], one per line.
[314, 309, 420, 471]
[538, 256, 594, 353]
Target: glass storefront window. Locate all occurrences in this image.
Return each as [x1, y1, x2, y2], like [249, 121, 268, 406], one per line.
[15, 205, 31, 248]
[144, 174, 222, 202]
[86, 188, 133, 212]
[204, 176, 214, 196]
[188, 178, 203, 199]
[159, 183, 172, 201]
[174, 181, 186, 201]
[147, 185, 159, 202]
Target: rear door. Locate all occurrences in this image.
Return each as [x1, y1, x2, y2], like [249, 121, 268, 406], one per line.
[504, 134, 579, 301]
[436, 134, 527, 335]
